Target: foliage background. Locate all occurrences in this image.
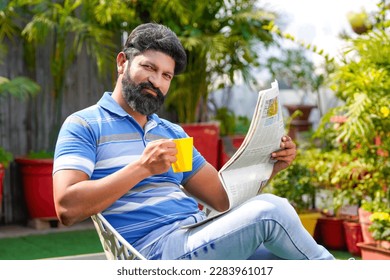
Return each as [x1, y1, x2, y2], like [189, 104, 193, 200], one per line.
[0, 0, 280, 157]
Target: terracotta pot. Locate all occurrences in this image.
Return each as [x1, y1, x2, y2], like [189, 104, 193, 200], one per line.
[284, 104, 317, 121]
[358, 208, 375, 243]
[357, 242, 390, 260]
[284, 104, 317, 139]
[343, 221, 364, 256]
[15, 158, 57, 220]
[378, 240, 390, 250]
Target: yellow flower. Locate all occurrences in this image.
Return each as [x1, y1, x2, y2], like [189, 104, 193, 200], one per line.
[380, 106, 389, 118]
[370, 212, 390, 222]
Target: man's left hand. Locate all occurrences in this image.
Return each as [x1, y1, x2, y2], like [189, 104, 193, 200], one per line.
[271, 135, 296, 176]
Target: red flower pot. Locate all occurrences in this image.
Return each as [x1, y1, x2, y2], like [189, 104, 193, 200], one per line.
[15, 158, 57, 220]
[181, 123, 220, 169]
[343, 221, 364, 256]
[316, 217, 346, 250]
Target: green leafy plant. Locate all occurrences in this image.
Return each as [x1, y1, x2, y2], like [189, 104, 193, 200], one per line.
[311, 2, 390, 215]
[213, 107, 237, 136]
[212, 107, 250, 137]
[20, 0, 122, 149]
[235, 115, 251, 135]
[0, 75, 39, 167]
[0, 35, 40, 168]
[361, 190, 390, 213]
[27, 150, 54, 159]
[0, 147, 13, 168]
[267, 149, 317, 213]
[369, 212, 390, 242]
[2, 0, 281, 159]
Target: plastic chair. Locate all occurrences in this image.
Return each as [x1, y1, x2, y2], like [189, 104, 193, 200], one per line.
[91, 213, 146, 260]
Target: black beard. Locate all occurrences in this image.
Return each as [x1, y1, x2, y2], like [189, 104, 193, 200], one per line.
[121, 76, 165, 116]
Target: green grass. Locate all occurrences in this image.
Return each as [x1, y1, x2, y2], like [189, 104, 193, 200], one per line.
[0, 229, 103, 260]
[330, 250, 361, 260]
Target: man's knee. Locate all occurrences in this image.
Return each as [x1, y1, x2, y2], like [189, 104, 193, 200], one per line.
[243, 193, 298, 220]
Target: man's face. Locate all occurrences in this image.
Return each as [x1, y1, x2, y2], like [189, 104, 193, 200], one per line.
[121, 50, 175, 116]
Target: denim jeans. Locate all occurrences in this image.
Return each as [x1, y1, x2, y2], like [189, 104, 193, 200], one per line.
[136, 193, 335, 260]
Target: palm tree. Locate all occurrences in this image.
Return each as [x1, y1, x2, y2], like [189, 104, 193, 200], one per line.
[0, 2, 40, 167]
[0, 0, 40, 101]
[20, 0, 129, 149]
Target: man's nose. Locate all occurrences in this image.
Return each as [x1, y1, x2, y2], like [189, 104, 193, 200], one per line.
[148, 73, 163, 89]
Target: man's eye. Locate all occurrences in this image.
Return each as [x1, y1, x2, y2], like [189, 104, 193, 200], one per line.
[164, 74, 173, 80]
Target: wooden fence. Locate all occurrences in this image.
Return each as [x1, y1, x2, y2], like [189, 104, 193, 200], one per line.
[0, 38, 114, 225]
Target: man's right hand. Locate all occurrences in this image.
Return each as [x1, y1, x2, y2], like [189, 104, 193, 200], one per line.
[139, 139, 178, 175]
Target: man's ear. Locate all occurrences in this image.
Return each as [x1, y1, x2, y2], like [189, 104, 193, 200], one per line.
[116, 52, 127, 74]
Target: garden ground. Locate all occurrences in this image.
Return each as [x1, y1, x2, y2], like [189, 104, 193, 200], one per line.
[0, 219, 358, 260]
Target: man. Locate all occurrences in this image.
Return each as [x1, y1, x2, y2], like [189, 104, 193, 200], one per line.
[53, 23, 334, 260]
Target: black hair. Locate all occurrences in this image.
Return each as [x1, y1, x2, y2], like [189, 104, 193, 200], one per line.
[123, 23, 187, 75]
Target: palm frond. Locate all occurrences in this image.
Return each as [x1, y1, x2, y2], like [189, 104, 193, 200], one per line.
[0, 76, 40, 100]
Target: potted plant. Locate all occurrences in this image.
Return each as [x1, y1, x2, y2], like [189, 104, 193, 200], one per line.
[15, 150, 56, 226]
[359, 190, 389, 243]
[266, 147, 321, 237]
[0, 78, 39, 222]
[311, 2, 390, 252]
[357, 211, 390, 260]
[347, 9, 373, 35]
[265, 47, 329, 139]
[0, 31, 41, 218]
[310, 146, 384, 254]
[211, 107, 250, 169]
[299, 147, 351, 251]
[369, 212, 390, 249]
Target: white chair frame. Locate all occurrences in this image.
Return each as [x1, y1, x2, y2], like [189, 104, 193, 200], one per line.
[91, 213, 146, 260]
[91, 190, 213, 260]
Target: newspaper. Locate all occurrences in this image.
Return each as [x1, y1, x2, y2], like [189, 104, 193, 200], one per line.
[183, 80, 285, 228]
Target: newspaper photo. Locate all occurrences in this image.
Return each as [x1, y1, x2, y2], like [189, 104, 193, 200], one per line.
[183, 80, 285, 228]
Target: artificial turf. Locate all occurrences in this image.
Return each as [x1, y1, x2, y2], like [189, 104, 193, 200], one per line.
[0, 228, 359, 260]
[0, 229, 102, 260]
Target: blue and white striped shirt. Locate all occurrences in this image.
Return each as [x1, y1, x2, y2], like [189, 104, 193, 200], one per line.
[54, 92, 206, 243]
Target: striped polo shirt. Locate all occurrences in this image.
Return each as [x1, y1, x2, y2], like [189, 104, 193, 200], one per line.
[53, 92, 206, 244]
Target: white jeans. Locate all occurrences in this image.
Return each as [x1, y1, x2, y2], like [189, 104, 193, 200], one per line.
[136, 193, 335, 260]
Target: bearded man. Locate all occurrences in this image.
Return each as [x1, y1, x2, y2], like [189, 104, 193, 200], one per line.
[53, 23, 334, 260]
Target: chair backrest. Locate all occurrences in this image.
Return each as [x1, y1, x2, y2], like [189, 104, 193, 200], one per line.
[91, 213, 146, 260]
[91, 189, 213, 260]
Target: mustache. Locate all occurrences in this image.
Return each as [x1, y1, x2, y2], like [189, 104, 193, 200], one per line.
[139, 82, 164, 98]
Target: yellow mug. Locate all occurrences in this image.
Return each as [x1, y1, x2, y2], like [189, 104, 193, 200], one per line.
[172, 137, 193, 173]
